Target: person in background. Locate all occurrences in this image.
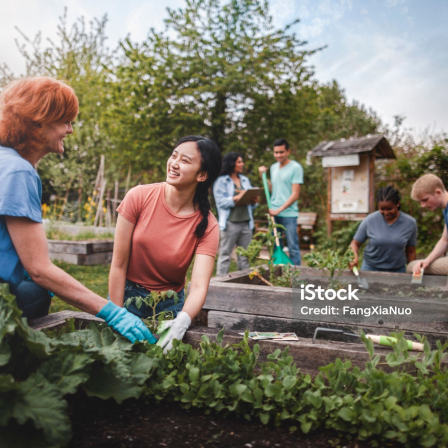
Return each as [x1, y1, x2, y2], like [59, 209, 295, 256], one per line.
[108, 135, 222, 352]
[213, 152, 259, 275]
[0, 77, 155, 344]
[258, 138, 303, 265]
[349, 186, 417, 273]
[407, 174, 448, 276]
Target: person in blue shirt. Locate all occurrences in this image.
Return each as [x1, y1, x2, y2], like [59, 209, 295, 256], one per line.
[0, 76, 155, 344]
[258, 139, 303, 265]
[213, 153, 259, 274]
[349, 186, 417, 273]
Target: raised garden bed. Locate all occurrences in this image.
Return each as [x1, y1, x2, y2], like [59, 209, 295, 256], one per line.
[203, 266, 448, 347]
[47, 240, 114, 265]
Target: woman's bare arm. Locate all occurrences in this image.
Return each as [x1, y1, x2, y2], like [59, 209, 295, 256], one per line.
[108, 214, 135, 307]
[6, 217, 107, 315]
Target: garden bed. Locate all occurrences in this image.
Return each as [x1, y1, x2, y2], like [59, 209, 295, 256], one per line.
[203, 266, 448, 347]
[65, 393, 372, 448]
[47, 240, 114, 265]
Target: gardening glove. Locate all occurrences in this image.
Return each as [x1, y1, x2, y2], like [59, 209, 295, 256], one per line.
[159, 311, 191, 353]
[96, 301, 157, 344]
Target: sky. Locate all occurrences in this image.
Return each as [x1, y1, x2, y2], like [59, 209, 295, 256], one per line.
[0, 0, 447, 136]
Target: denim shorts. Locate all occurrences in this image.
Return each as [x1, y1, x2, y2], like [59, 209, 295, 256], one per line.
[122, 279, 185, 319]
[361, 261, 406, 273]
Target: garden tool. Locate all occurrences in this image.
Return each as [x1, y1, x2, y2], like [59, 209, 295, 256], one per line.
[312, 327, 424, 352]
[411, 268, 424, 284]
[352, 266, 369, 289]
[262, 172, 293, 266]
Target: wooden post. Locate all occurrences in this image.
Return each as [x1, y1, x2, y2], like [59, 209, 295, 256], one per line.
[94, 179, 106, 228]
[106, 188, 112, 228]
[368, 151, 376, 213]
[326, 167, 333, 237]
[125, 166, 131, 194]
[113, 181, 119, 224]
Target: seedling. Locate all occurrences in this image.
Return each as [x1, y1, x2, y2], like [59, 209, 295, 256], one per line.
[304, 248, 354, 289]
[125, 290, 178, 333]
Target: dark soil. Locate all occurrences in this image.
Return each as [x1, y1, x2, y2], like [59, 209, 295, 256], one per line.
[67, 392, 380, 448]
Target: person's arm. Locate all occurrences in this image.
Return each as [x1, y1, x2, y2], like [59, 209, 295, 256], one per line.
[258, 166, 271, 191]
[269, 184, 300, 216]
[413, 226, 448, 274]
[213, 178, 244, 209]
[349, 239, 362, 270]
[108, 214, 135, 307]
[6, 216, 107, 314]
[406, 246, 417, 263]
[181, 254, 215, 319]
[159, 254, 215, 353]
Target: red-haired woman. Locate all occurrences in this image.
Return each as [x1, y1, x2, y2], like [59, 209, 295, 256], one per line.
[0, 77, 156, 344]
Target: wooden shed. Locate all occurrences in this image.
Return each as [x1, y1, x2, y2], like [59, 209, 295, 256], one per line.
[308, 134, 396, 236]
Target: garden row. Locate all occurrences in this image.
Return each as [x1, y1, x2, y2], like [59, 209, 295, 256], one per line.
[2, 283, 448, 447]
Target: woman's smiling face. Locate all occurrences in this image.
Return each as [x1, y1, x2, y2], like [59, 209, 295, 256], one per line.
[41, 121, 73, 155]
[166, 141, 207, 186]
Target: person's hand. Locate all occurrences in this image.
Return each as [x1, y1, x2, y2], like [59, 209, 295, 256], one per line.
[159, 311, 191, 353]
[233, 190, 246, 203]
[269, 208, 281, 216]
[258, 166, 268, 176]
[349, 254, 358, 271]
[250, 195, 259, 205]
[96, 301, 157, 344]
[412, 260, 426, 275]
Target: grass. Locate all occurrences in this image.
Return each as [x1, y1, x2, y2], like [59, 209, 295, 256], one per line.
[46, 230, 115, 241]
[49, 258, 246, 314]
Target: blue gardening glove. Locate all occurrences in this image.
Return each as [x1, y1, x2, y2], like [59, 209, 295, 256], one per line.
[159, 311, 191, 353]
[96, 301, 157, 344]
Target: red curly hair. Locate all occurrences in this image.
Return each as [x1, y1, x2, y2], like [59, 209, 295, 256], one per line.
[0, 77, 79, 154]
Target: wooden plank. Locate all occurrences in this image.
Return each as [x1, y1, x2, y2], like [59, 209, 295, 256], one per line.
[297, 212, 317, 226]
[204, 283, 292, 318]
[49, 251, 112, 265]
[29, 311, 102, 331]
[91, 241, 114, 253]
[47, 240, 91, 254]
[207, 311, 448, 347]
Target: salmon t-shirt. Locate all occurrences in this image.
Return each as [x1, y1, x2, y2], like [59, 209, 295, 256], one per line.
[117, 182, 219, 292]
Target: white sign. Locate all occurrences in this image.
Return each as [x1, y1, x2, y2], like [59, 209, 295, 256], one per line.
[339, 201, 358, 212]
[322, 154, 360, 167]
[342, 169, 355, 181]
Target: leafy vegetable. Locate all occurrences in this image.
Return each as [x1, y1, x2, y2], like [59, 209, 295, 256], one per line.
[2, 284, 448, 447]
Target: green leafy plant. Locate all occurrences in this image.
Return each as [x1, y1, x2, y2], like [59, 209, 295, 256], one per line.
[236, 215, 299, 287]
[124, 290, 178, 332]
[304, 248, 354, 289]
[2, 285, 448, 447]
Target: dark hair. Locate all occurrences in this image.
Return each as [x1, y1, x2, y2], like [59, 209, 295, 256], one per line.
[273, 138, 289, 150]
[174, 135, 222, 238]
[377, 186, 401, 206]
[220, 152, 243, 176]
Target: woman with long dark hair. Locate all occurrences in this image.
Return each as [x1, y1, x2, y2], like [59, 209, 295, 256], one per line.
[109, 135, 222, 352]
[213, 152, 259, 275]
[349, 186, 417, 273]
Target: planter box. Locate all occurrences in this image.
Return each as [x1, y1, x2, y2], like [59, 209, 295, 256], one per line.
[47, 240, 114, 265]
[30, 311, 410, 376]
[203, 266, 448, 346]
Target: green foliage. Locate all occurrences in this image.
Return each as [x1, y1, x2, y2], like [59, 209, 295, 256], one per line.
[304, 248, 354, 288]
[2, 285, 448, 447]
[313, 221, 361, 252]
[237, 215, 299, 287]
[124, 290, 178, 333]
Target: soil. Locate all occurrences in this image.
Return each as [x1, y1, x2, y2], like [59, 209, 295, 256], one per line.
[67, 392, 386, 448]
